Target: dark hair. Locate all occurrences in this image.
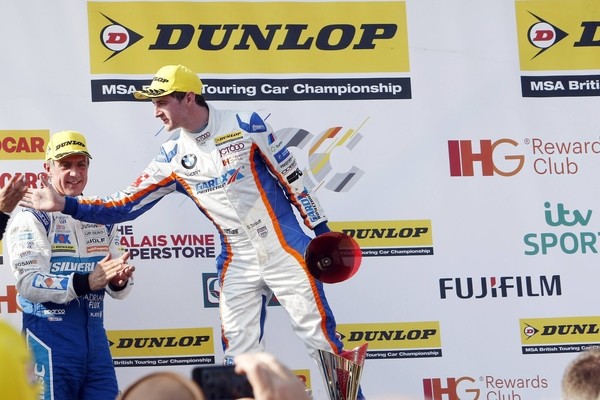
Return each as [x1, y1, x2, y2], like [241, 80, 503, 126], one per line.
[172, 91, 208, 108]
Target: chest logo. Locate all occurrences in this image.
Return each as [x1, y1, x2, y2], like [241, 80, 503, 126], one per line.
[182, 154, 197, 169]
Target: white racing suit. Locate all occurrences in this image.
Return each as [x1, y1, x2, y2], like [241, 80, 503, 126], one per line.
[61, 105, 348, 368]
[6, 209, 133, 400]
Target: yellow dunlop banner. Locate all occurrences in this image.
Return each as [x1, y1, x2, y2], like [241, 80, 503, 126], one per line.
[515, 0, 600, 70]
[87, 1, 409, 74]
[107, 327, 214, 357]
[521, 316, 600, 344]
[0, 130, 48, 160]
[337, 321, 441, 350]
[329, 220, 432, 247]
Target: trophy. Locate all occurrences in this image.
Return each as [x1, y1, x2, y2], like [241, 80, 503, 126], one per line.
[305, 232, 367, 399]
[317, 343, 368, 400]
[305, 232, 362, 284]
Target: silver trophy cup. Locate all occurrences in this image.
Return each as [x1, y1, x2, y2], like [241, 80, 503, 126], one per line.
[317, 343, 368, 400]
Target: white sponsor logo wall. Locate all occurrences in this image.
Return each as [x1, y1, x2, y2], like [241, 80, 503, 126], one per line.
[1, 1, 598, 399]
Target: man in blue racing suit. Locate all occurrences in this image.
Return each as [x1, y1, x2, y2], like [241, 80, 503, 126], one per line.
[8, 130, 135, 400]
[21, 65, 365, 399]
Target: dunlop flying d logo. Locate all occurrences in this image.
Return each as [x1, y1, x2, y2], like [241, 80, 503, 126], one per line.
[523, 323, 539, 339]
[99, 14, 143, 61]
[526, 12, 568, 59]
[87, 1, 409, 74]
[515, 0, 600, 71]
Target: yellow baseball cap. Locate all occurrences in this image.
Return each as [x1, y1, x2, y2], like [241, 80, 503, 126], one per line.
[45, 130, 92, 161]
[134, 65, 203, 99]
[0, 321, 40, 400]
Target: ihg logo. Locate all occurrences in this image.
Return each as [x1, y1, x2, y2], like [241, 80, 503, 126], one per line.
[423, 377, 479, 400]
[448, 139, 524, 177]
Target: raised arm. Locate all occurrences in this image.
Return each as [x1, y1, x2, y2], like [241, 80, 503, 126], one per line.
[22, 159, 177, 225]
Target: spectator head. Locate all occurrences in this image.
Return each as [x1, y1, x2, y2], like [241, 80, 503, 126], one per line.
[118, 371, 205, 400]
[562, 349, 600, 400]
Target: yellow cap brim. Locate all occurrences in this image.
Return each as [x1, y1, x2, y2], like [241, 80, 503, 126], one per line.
[48, 151, 92, 161]
[133, 88, 175, 100]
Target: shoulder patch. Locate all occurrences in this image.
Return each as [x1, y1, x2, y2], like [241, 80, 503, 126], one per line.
[24, 208, 51, 233]
[156, 143, 179, 163]
[236, 112, 267, 133]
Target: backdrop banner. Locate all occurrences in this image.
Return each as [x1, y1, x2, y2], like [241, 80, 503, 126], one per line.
[1, 1, 597, 399]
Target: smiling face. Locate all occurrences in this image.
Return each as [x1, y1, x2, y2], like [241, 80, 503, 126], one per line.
[44, 154, 89, 196]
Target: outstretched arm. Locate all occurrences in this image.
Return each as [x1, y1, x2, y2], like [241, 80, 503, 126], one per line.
[23, 159, 176, 225]
[20, 175, 65, 212]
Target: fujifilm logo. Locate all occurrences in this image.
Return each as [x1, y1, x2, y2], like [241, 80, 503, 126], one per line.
[439, 275, 562, 299]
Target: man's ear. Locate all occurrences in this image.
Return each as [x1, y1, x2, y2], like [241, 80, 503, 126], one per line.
[186, 92, 196, 104]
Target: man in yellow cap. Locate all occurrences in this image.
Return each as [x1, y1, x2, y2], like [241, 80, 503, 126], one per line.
[0, 320, 40, 399]
[6, 130, 136, 400]
[21, 67, 366, 399]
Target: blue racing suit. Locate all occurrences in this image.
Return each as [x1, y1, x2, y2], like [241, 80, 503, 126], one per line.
[6, 208, 133, 400]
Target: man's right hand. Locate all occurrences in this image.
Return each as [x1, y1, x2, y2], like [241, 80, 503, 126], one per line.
[19, 174, 66, 212]
[89, 252, 134, 291]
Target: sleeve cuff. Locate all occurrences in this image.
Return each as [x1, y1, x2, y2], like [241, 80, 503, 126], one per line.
[63, 196, 79, 215]
[72, 273, 91, 296]
[313, 222, 331, 236]
[109, 281, 128, 292]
